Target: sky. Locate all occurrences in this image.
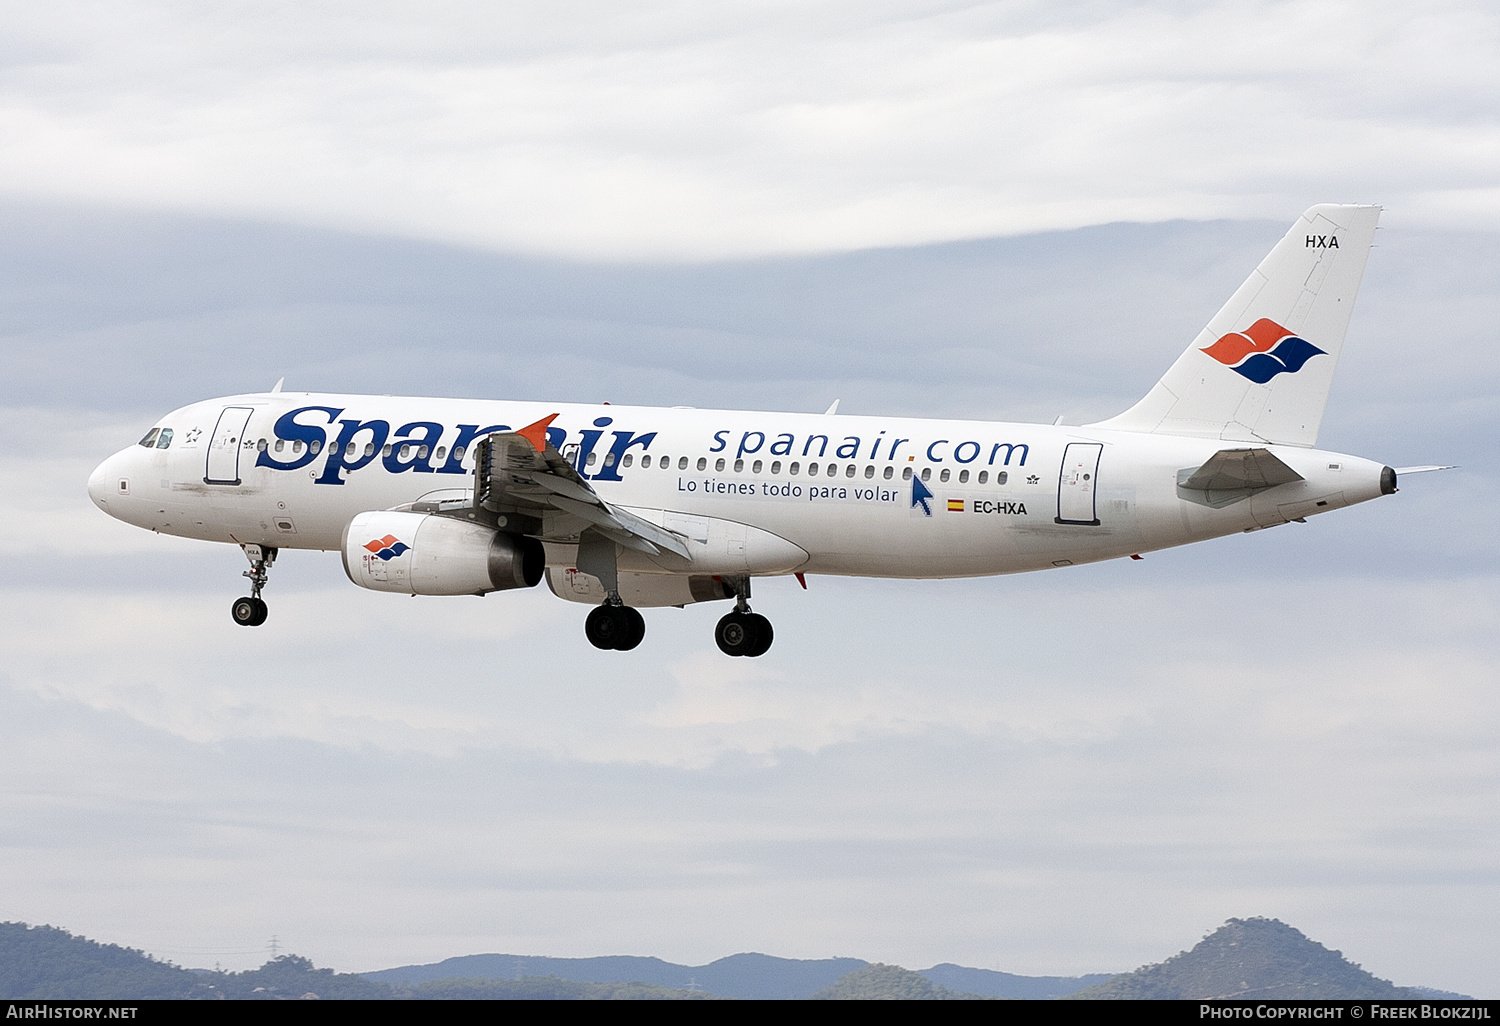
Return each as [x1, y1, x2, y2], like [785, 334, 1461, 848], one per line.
[0, 0, 1497, 997]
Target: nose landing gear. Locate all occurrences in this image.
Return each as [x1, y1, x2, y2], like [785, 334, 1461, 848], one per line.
[231, 544, 276, 627]
[714, 577, 773, 657]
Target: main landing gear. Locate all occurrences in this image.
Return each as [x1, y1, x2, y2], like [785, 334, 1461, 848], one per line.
[581, 578, 774, 657]
[585, 602, 646, 651]
[231, 544, 276, 627]
[714, 578, 773, 658]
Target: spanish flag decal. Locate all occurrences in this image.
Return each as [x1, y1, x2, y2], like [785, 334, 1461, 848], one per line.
[947, 499, 964, 512]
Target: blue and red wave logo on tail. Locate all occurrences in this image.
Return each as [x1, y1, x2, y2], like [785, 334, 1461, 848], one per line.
[363, 534, 409, 560]
[1200, 318, 1325, 384]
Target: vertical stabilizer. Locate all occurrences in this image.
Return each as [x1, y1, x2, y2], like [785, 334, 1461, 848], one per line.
[1091, 204, 1381, 447]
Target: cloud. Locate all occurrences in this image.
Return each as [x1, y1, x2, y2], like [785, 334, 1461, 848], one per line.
[1, 2, 1498, 257]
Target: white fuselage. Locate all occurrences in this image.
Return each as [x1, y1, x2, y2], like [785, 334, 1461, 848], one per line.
[86, 392, 1390, 580]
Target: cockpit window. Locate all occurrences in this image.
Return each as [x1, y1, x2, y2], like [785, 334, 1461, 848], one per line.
[138, 428, 159, 448]
[156, 428, 174, 449]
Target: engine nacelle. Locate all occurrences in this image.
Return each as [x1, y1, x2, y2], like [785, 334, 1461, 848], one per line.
[342, 511, 543, 596]
[546, 567, 734, 608]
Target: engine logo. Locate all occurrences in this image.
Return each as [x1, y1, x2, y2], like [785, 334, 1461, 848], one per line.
[362, 534, 410, 561]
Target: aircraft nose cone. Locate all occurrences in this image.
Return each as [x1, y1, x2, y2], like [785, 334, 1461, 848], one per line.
[88, 450, 125, 511]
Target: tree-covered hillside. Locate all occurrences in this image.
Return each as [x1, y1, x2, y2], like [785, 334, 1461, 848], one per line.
[812, 963, 985, 1000]
[0, 923, 206, 999]
[0, 924, 385, 1000]
[1069, 918, 1423, 1000]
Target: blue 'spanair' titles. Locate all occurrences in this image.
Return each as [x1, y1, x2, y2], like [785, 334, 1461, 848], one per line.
[712, 429, 1028, 466]
[256, 406, 1030, 485]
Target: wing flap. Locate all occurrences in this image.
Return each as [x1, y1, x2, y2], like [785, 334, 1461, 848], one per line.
[475, 416, 692, 560]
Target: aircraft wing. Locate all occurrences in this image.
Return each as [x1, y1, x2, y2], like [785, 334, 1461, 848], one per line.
[474, 415, 692, 560]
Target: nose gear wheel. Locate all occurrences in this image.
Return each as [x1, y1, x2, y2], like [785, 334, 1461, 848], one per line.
[231, 596, 268, 627]
[232, 544, 277, 627]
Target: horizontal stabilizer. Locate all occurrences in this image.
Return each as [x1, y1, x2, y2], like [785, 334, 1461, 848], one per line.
[1177, 448, 1303, 508]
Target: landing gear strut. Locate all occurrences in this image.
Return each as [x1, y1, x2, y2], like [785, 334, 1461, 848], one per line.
[714, 577, 773, 657]
[231, 544, 276, 627]
[576, 529, 646, 651]
[585, 601, 646, 651]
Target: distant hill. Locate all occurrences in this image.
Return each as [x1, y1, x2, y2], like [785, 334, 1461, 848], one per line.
[921, 964, 1114, 999]
[0, 923, 385, 1000]
[812, 964, 980, 1000]
[362, 951, 1107, 999]
[0, 923, 206, 999]
[1068, 918, 1435, 1000]
[405, 977, 713, 1000]
[362, 952, 867, 999]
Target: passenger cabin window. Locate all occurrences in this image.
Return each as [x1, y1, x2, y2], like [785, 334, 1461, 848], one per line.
[789, 462, 800, 475]
[138, 428, 159, 448]
[808, 463, 819, 477]
[382, 444, 392, 457]
[692, 457, 702, 471]
[978, 470, 988, 484]
[883, 466, 893, 480]
[997, 471, 1008, 485]
[257, 439, 268, 452]
[435, 446, 447, 462]
[454, 446, 466, 462]
[864, 466, 874, 479]
[771, 461, 781, 474]
[156, 428, 173, 449]
[902, 467, 913, 481]
[622, 454, 633, 467]
[275, 439, 285, 453]
[586, 452, 597, 467]
[845, 465, 855, 478]
[734, 459, 744, 472]
[958, 469, 968, 483]
[751, 459, 762, 474]
[940, 468, 951, 482]
[921, 467, 931, 482]
[641, 455, 652, 468]
[603, 452, 615, 467]
[715, 458, 725, 471]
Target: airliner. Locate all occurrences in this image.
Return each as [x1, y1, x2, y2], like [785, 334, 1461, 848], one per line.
[87, 205, 1442, 656]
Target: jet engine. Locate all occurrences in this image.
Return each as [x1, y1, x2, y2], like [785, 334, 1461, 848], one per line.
[342, 510, 543, 596]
